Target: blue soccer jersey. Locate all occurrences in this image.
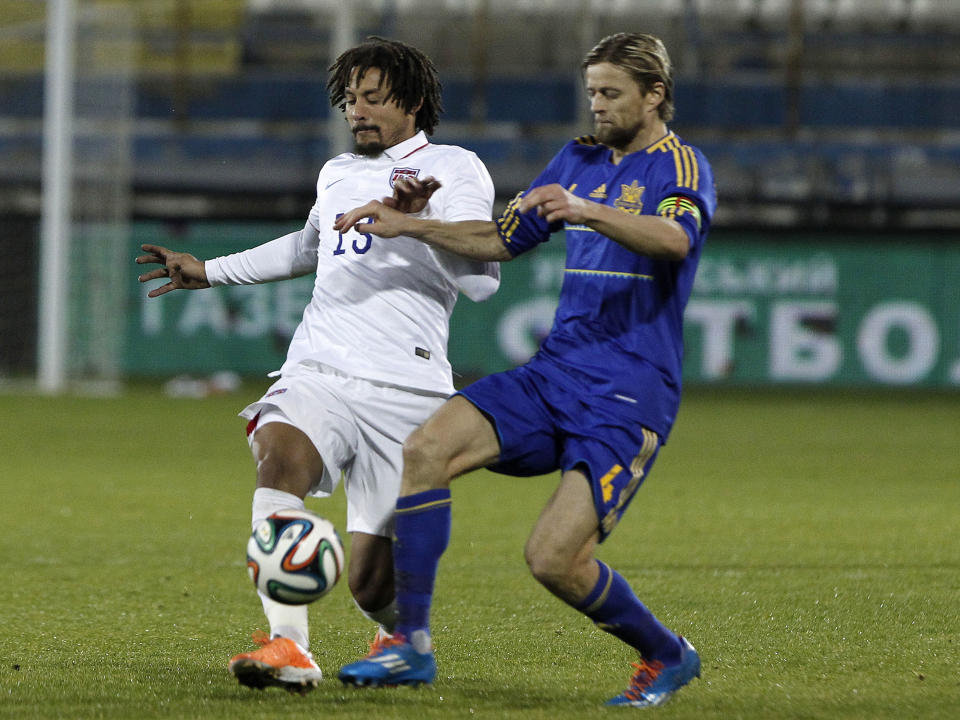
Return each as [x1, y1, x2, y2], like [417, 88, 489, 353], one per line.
[495, 132, 716, 439]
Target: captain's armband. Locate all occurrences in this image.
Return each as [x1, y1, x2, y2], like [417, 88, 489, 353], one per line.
[656, 195, 702, 231]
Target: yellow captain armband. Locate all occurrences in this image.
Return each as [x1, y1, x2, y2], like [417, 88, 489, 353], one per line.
[656, 196, 702, 231]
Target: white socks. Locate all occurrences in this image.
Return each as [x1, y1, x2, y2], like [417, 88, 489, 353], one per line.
[251, 486, 305, 530]
[249, 488, 398, 649]
[354, 596, 397, 636]
[251, 488, 310, 650]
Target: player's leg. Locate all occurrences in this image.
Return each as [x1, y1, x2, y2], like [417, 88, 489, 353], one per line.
[400, 394, 503, 493]
[342, 532, 396, 662]
[523, 468, 603, 602]
[250, 420, 325, 648]
[337, 379, 452, 662]
[229, 418, 326, 691]
[526, 468, 699, 707]
[347, 532, 395, 632]
[396, 395, 501, 640]
[338, 395, 500, 686]
[526, 467, 683, 659]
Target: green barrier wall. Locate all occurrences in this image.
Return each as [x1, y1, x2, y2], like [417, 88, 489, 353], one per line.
[126, 224, 960, 387]
[684, 235, 959, 386]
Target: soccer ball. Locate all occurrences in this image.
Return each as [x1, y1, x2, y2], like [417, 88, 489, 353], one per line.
[246, 509, 345, 605]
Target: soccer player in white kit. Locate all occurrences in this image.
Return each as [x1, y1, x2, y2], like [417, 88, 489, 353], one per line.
[136, 37, 499, 692]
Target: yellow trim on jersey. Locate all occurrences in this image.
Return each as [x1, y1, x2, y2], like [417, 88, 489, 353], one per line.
[670, 145, 685, 188]
[647, 133, 700, 191]
[683, 142, 699, 189]
[646, 134, 675, 154]
[565, 268, 653, 280]
[497, 191, 524, 243]
[680, 144, 692, 188]
[575, 134, 599, 146]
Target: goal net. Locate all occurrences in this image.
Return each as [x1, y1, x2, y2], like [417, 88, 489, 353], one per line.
[0, 1, 135, 391]
[65, 3, 135, 389]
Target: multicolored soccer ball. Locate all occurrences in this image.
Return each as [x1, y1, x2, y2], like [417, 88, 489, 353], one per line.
[246, 509, 345, 605]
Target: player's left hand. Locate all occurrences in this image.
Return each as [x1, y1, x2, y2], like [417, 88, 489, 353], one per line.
[519, 183, 591, 224]
[384, 175, 441, 214]
[333, 200, 408, 238]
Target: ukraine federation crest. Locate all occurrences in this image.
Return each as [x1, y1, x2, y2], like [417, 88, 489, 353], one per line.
[614, 180, 644, 214]
[390, 167, 421, 188]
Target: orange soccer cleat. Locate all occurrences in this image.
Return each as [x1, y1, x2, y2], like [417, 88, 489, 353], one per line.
[228, 632, 323, 693]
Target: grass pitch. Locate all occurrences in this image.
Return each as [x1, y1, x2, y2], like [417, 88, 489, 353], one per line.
[1, 385, 957, 719]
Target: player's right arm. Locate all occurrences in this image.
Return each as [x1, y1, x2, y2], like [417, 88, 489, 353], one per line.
[334, 147, 566, 263]
[136, 219, 320, 297]
[333, 201, 512, 262]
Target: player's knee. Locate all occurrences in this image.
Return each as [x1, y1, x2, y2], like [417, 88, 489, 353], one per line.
[252, 428, 320, 497]
[255, 449, 292, 487]
[348, 535, 394, 611]
[254, 448, 296, 487]
[401, 426, 451, 486]
[349, 570, 393, 612]
[524, 540, 570, 592]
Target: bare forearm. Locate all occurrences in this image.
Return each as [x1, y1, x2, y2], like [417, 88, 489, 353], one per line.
[333, 199, 511, 261]
[402, 218, 512, 262]
[582, 203, 689, 260]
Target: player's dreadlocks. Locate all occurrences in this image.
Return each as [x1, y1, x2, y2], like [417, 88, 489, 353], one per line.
[583, 32, 675, 122]
[328, 36, 443, 135]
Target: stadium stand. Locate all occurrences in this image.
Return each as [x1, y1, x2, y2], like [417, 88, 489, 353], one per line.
[1, 0, 959, 228]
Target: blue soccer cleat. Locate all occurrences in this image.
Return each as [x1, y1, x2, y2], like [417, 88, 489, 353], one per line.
[606, 636, 701, 707]
[338, 633, 436, 687]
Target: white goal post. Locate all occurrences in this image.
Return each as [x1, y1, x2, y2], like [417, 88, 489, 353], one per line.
[38, 0, 75, 393]
[37, 0, 134, 394]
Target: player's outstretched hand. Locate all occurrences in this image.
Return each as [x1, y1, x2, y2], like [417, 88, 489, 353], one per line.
[136, 244, 210, 297]
[383, 175, 441, 214]
[519, 183, 591, 224]
[333, 200, 409, 239]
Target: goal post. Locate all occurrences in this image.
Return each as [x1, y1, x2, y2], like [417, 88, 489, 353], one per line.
[37, 0, 135, 393]
[38, 0, 75, 393]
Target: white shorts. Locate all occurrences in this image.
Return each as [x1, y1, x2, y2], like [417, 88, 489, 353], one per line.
[240, 363, 447, 537]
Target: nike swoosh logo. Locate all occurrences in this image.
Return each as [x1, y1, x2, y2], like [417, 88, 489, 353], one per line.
[324, 178, 345, 190]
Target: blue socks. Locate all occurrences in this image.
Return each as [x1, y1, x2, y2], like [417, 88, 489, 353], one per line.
[393, 489, 452, 651]
[391, 492, 679, 664]
[577, 560, 682, 664]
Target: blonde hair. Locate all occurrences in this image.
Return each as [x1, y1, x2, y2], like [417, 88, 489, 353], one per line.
[582, 33, 674, 121]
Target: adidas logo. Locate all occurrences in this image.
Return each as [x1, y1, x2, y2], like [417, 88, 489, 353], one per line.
[373, 653, 411, 673]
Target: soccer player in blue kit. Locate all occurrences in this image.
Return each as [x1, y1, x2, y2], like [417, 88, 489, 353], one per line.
[334, 32, 716, 707]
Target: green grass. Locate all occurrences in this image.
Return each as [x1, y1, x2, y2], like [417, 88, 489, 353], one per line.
[1, 386, 958, 719]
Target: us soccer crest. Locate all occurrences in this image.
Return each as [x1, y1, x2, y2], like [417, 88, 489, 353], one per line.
[390, 167, 420, 188]
[614, 180, 644, 214]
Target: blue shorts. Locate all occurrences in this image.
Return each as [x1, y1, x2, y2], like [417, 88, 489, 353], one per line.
[457, 360, 662, 541]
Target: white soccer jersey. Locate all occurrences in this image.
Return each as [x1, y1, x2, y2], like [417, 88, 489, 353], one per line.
[205, 131, 498, 394]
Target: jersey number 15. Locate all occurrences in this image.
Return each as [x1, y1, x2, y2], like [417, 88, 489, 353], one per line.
[334, 214, 373, 256]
